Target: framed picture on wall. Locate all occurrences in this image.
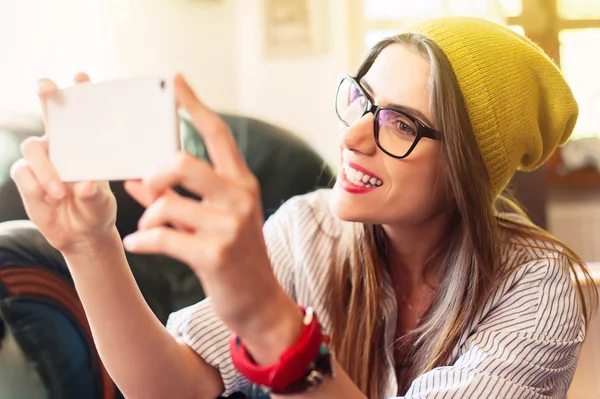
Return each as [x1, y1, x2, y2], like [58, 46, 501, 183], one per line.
[263, 0, 329, 58]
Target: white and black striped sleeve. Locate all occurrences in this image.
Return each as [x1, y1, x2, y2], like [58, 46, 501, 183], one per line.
[165, 199, 300, 396]
[397, 255, 585, 399]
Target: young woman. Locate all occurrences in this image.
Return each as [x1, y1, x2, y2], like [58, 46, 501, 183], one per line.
[11, 17, 596, 399]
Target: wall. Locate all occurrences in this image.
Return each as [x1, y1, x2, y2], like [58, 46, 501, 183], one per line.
[234, 0, 351, 168]
[0, 0, 238, 114]
[97, 0, 351, 167]
[548, 190, 600, 262]
[0, 0, 348, 167]
[98, 0, 238, 113]
[0, 0, 101, 113]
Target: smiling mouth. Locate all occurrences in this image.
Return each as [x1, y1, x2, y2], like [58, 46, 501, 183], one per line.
[342, 164, 383, 188]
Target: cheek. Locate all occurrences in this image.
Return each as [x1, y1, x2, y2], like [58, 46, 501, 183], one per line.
[384, 150, 449, 220]
[328, 145, 451, 225]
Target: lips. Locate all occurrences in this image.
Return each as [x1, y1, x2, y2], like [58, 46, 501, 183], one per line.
[343, 162, 383, 187]
[338, 162, 383, 194]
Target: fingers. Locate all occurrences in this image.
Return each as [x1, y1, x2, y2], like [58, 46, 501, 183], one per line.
[73, 181, 99, 200]
[35, 73, 99, 199]
[37, 78, 60, 126]
[20, 136, 65, 199]
[143, 152, 242, 206]
[125, 180, 184, 209]
[38, 73, 91, 125]
[10, 159, 46, 201]
[174, 74, 249, 179]
[122, 227, 200, 265]
[137, 191, 230, 232]
[123, 226, 237, 271]
[74, 72, 91, 84]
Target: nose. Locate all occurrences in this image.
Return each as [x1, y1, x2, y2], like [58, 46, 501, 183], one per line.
[339, 113, 377, 156]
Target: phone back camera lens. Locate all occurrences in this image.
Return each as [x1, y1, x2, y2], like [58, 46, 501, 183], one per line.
[160, 80, 166, 90]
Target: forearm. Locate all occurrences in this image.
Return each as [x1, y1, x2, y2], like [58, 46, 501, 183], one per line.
[272, 358, 367, 399]
[62, 227, 222, 399]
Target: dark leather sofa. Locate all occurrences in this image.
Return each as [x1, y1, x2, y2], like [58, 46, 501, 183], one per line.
[0, 113, 334, 399]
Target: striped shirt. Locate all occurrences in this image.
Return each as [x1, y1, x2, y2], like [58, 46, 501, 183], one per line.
[167, 189, 585, 398]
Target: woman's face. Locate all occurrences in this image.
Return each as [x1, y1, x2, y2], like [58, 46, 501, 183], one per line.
[330, 43, 450, 226]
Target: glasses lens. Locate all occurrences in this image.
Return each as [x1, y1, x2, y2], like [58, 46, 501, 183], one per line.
[336, 78, 367, 126]
[377, 109, 419, 157]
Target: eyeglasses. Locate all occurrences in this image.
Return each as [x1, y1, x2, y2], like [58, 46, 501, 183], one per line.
[335, 74, 440, 159]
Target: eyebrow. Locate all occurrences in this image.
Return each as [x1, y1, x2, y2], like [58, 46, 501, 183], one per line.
[360, 78, 436, 128]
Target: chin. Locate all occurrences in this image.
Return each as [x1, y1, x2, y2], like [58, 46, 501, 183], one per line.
[329, 183, 375, 223]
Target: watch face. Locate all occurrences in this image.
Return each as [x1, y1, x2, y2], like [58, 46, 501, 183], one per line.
[249, 384, 271, 398]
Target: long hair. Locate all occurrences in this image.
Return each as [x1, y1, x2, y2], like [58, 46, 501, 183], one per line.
[326, 33, 598, 398]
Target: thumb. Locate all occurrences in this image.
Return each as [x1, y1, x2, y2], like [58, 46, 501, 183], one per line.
[73, 181, 111, 202]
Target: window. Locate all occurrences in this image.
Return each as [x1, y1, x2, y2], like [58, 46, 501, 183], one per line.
[0, 0, 104, 114]
[558, 0, 600, 19]
[356, 0, 600, 142]
[559, 28, 600, 139]
[362, 0, 510, 50]
[506, 0, 600, 141]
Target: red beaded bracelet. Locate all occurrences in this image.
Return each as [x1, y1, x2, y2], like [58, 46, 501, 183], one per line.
[229, 306, 333, 394]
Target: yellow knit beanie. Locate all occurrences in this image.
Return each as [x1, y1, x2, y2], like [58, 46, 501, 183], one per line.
[406, 17, 578, 197]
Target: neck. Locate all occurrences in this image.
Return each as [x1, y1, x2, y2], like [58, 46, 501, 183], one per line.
[382, 210, 454, 288]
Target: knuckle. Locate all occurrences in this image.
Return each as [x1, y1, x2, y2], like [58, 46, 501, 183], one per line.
[149, 228, 168, 247]
[207, 246, 228, 267]
[245, 175, 260, 195]
[143, 197, 171, 226]
[236, 191, 257, 218]
[19, 136, 41, 155]
[237, 200, 253, 219]
[227, 215, 245, 238]
[169, 153, 195, 181]
[213, 215, 241, 251]
[154, 195, 172, 212]
[175, 152, 194, 170]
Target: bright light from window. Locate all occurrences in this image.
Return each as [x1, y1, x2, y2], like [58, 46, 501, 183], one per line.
[364, 0, 513, 22]
[508, 25, 526, 36]
[560, 28, 600, 140]
[365, 30, 398, 49]
[558, 0, 600, 20]
[0, 0, 104, 114]
[364, 0, 445, 20]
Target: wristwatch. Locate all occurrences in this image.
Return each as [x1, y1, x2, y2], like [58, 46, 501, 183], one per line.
[229, 306, 334, 394]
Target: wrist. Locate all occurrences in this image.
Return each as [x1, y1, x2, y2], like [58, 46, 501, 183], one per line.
[60, 226, 122, 260]
[230, 304, 333, 394]
[242, 291, 305, 365]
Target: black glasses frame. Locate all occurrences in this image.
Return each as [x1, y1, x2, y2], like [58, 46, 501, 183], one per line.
[335, 74, 440, 159]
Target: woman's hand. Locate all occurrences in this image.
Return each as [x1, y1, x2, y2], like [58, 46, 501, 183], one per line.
[123, 74, 302, 361]
[11, 73, 117, 255]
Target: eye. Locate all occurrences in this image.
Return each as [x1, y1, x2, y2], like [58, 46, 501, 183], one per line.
[396, 120, 415, 135]
[385, 113, 417, 137]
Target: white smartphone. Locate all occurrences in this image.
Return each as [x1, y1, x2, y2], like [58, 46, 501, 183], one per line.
[47, 75, 180, 182]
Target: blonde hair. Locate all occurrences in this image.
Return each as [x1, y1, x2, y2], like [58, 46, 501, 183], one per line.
[326, 33, 597, 398]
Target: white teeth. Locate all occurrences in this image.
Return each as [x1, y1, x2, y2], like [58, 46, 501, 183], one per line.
[343, 164, 383, 188]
